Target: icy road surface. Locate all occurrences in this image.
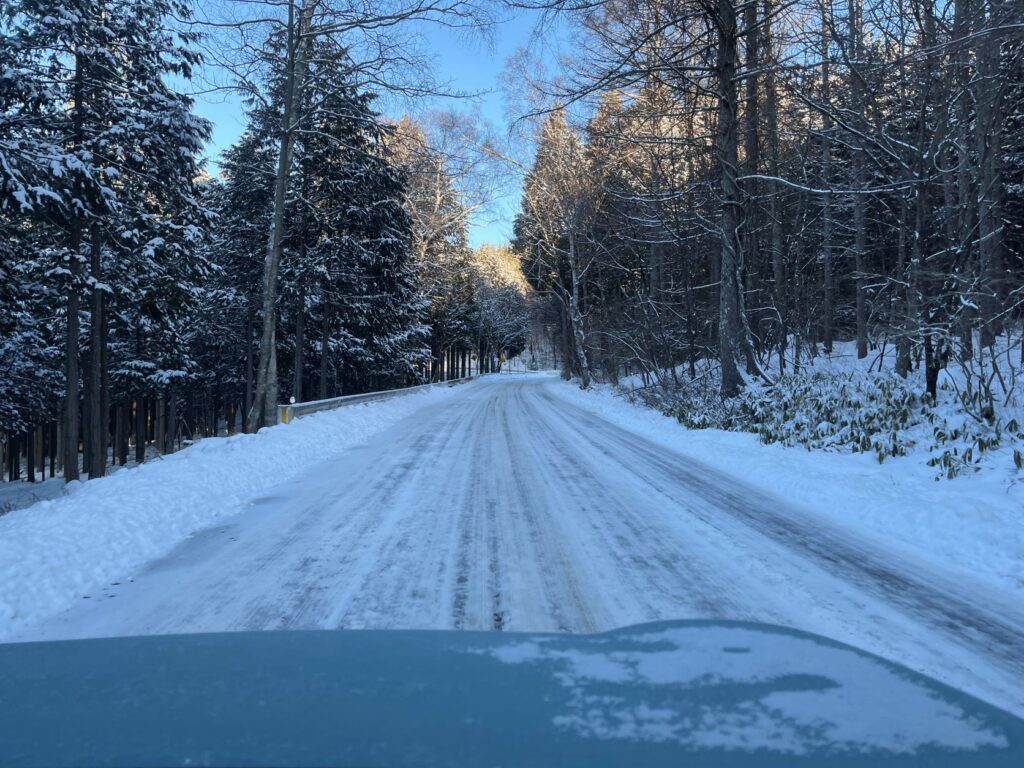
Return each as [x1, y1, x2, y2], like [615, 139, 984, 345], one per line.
[18, 375, 1024, 716]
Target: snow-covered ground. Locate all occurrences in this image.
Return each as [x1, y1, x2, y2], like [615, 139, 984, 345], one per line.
[0, 384, 464, 637]
[2, 373, 1021, 719]
[608, 340, 1024, 598]
[564, 379, 1024, 600]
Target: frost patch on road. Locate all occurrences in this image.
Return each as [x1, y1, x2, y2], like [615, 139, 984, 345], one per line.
[483, 625, 1008, 754]
[0, 385, 462, 639]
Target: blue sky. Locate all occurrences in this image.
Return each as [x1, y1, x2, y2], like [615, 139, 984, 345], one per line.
[193, 7, 556, 247]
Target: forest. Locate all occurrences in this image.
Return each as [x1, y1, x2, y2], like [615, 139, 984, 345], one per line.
[515, 0, 1022, 390]
[2, 0, 1023, 484]
[511, 0, 1023, 470]
[1, 0, 528, 483]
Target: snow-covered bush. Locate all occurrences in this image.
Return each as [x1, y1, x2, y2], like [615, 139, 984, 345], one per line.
[660, 369, 1023, 479]
[674, 372, 921, 454]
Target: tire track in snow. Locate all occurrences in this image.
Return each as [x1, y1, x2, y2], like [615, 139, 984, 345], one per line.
[15, 375, 1023, 717]
[516, 385, 751, 622]
[538, 386, 1024, 714]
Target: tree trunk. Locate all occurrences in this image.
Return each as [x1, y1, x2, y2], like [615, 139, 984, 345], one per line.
[50, 422, 57, 478]
[248, 0, 314, 432]
[895, 197, 913, 377]
[64, 228, 82, 482]
[819, 0, 835, 354]
[115, 403, 126, 466]
[765, 11, 785, 373]
[100, 298, 109, 463]
[244, 300, 254, 428]
[898, 2, 937, 379]
[9, 434, 19, 482]
[87, 225, 106, 479]
[26, 430, 35, 483]
[134, 399, 145, 464]
[717, 0, 744, 397]
[849, 0, 868, 359]
[319, 310, 330, 400]
[167, 388, 177, 454]
[62, 45, 87, 484]
[740, 0, 760, 377]
[36, 426, 45, 478]
[55, 419, 63, 476]
[154, 396, 165, 456]
[954, 0, 977, 352]
[293, 279, 306, 402]
[975, 0, 1006, 348]
[135, 397, 147, 462]
[568, 229, 591, 389]
[924, 334, 940, 400]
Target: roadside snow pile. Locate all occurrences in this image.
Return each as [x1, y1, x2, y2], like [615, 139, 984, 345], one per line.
[0, 385, 460, 639]
[552, 378, 1024, 597]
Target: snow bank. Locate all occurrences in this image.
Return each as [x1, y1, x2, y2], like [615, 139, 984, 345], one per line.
[548, 379, 1024, 598]
[0, 386, 460, 639]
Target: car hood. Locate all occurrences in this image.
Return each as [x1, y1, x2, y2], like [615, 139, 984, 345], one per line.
[0, 620, 1021, 767]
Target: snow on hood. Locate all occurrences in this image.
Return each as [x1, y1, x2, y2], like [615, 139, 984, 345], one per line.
[481, 623, 1008, 755]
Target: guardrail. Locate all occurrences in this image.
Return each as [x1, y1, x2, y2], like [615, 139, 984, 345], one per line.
[277, 376, 476, 424]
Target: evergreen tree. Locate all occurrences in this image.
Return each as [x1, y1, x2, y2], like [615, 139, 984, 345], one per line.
[215, 39, 429, 405]
[1, 0, 210, 478]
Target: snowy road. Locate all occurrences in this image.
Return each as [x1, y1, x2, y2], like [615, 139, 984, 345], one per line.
[18, 375, 1024, 715]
